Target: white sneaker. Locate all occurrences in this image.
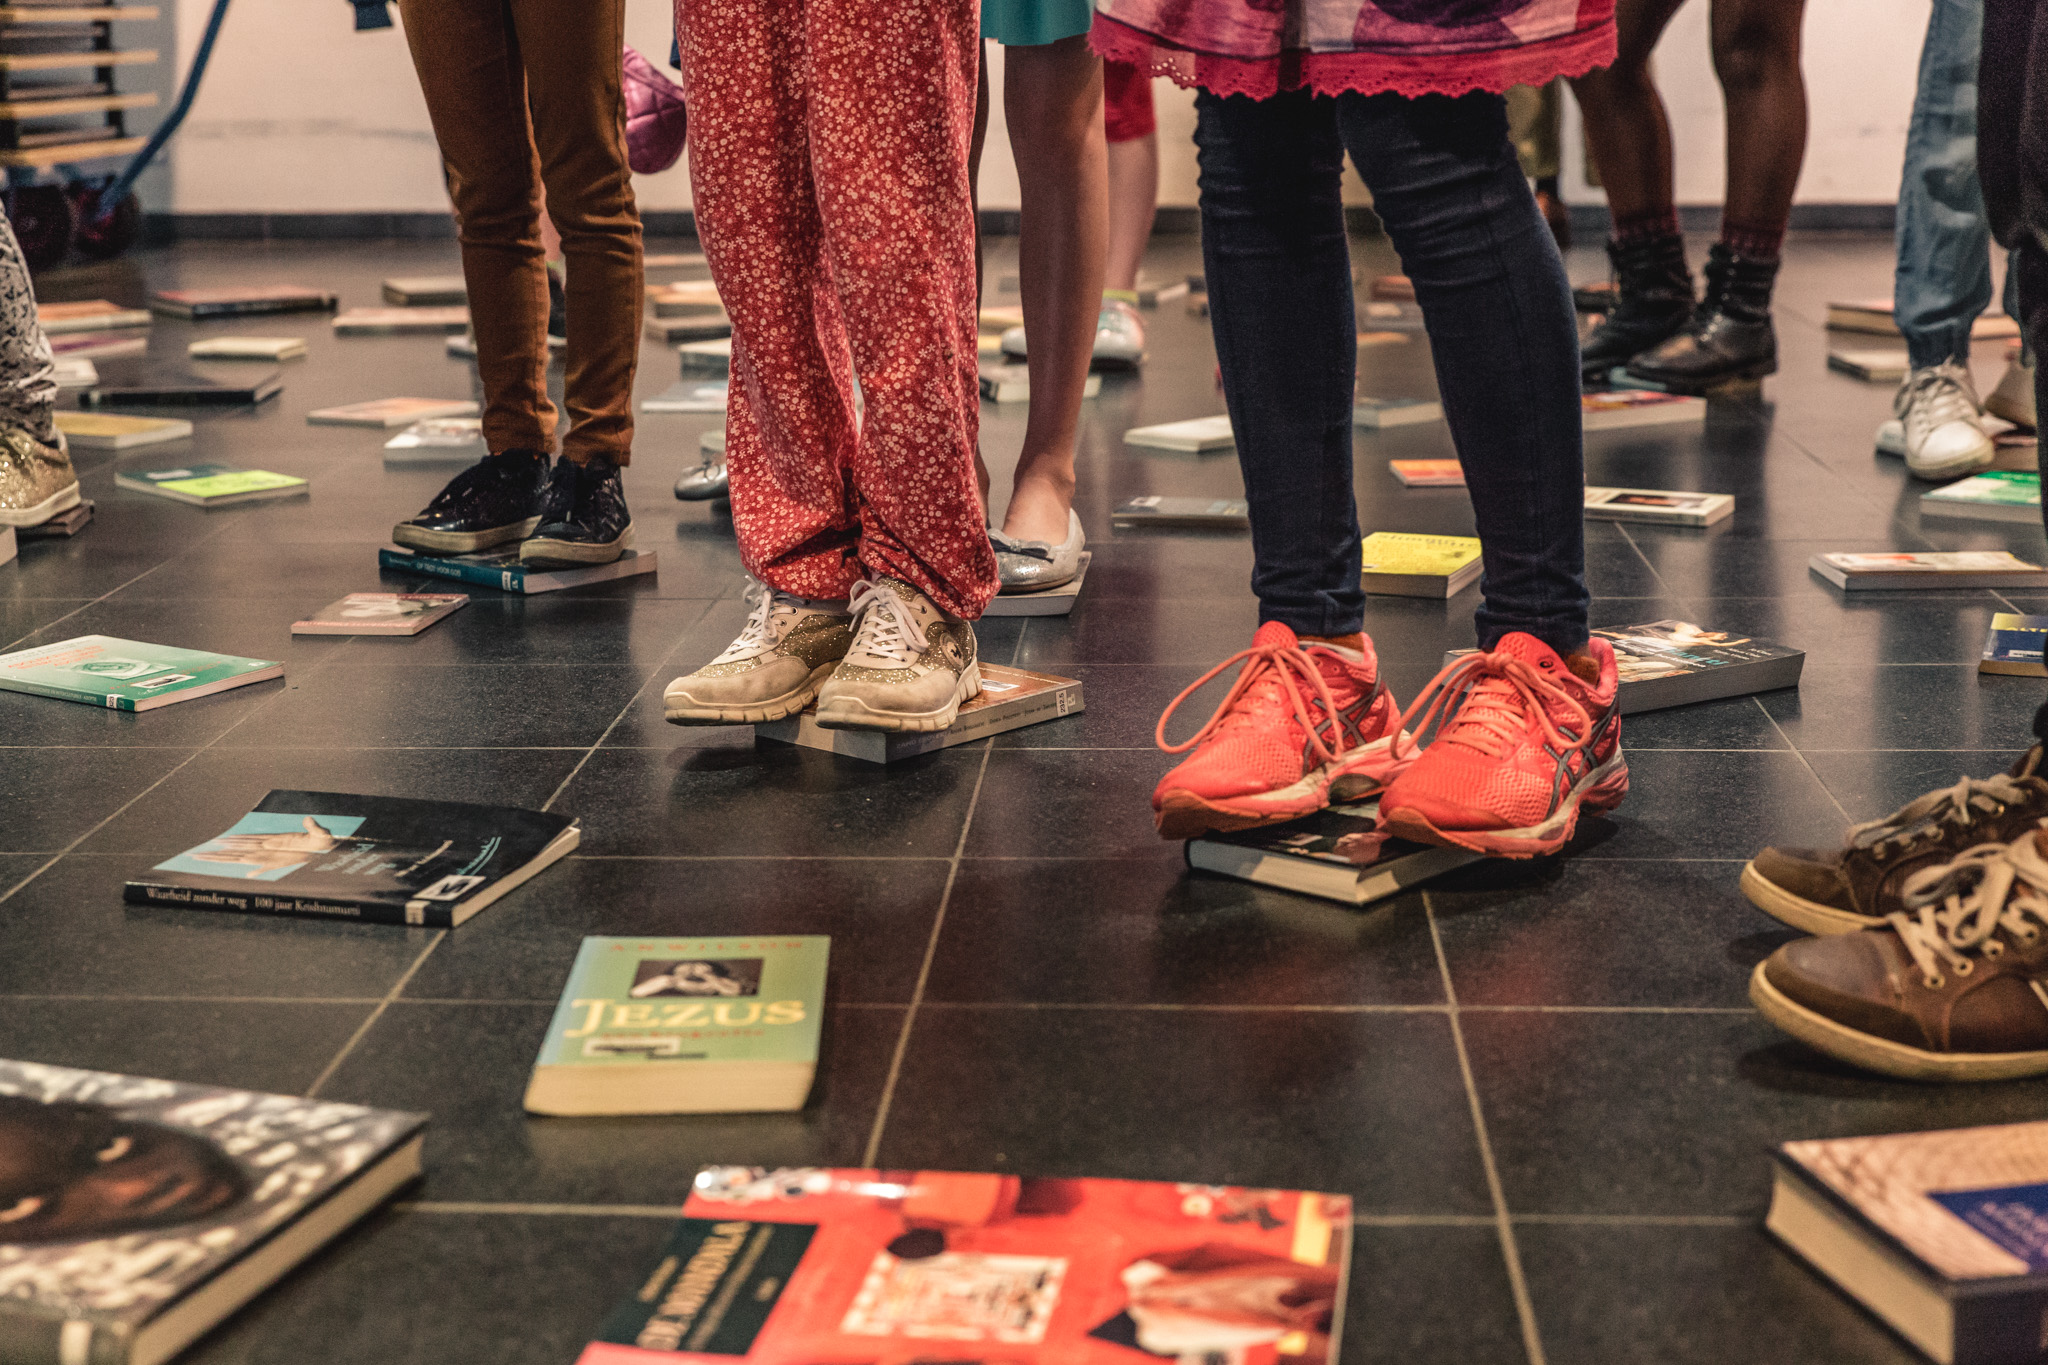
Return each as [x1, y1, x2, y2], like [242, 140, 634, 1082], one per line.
[1986, 349, 2038, 430]
[999, 325, 1028, 361]
[1893, 361, 1995, 480]
[663, 579, 852, 725]
[813, 577, 980, 732]
[1093, 298, 1146, 369]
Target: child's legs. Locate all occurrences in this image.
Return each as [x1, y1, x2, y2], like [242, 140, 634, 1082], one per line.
[1104, 58, 1159, 295]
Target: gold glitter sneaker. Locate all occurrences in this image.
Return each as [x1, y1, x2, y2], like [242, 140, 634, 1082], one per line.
[0, 426, 80, 526]
[813, 577, 980, 733]
[663, 579, 853, 725]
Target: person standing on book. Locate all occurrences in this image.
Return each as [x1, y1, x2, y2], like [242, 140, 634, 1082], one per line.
[1106, 0, 1630, 857]
[0, 212, 80, 531]
[386, 0, 641, 567]
[659, 0, 995, 733]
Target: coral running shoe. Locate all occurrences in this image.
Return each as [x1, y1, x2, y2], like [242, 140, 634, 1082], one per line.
[1377, 633, 1627, 858]
[1152, 621, 1404, 841]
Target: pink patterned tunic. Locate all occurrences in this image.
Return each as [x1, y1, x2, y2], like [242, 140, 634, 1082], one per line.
[1091, 0, 1616, 99]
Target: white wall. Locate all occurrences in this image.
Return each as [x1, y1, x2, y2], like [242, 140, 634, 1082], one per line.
[170, 0, 1927, 215]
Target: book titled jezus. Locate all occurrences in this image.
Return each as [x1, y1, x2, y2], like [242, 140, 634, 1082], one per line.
[1810, 551, 2048, 591]
[1920, 471, 2041, 524]
[292, 592, 468, 636]
[0, 634, 281, 710]
[1360, 531, 1482, 598]
[756, 663, 1082, 764]
[79, 364, 282, 408]
[1583, 486, 1735, 527]
[0, 1058, 425, 1365]
[124, 789, 579, 926]
[149, 285, 338, 318]
[576, 1169, 1351, 1365]
[525, 935, 829, 1116]
[1112, 496, 1249, 529]
[1448, 620, 1803, 712]
[379, 543, 658, 594]
[1186, 799, 1480, 906]
[1980, 614, 2048, 676]
[117, 462, 307, 507]
[1767, 1120, 2048, 1365]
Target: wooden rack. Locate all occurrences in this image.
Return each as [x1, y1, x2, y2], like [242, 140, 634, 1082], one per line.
[0, 0, 158, 169]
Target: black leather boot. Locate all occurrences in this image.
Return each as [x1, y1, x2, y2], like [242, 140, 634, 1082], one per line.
[1578, 233, 1694, 383]
[1625, 242, 1779, 393]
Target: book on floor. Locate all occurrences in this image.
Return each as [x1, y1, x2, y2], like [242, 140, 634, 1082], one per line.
[37, 299, 149, 333]
[1370, 272, 1416, 301]
[983, 551, 1090, 618]
[78, 363, 283, 407]
[381, 274, 467, 305]
[1360, 299, 1425, 329]
[756, 663, 1082, 764]
[292, 591, 468, 636]
[124, 789, 579, 926]
[645, 313, 734, 343]
[149, 285, 338, 319]
[1581, 390, 1708, 430]
[1828, 347, 1909, 382]
[1123, 415, 1234, 452]
[1353, 396, 1442, 428]
[0, 1058, 424, 1365]
[1446, 620, 1803, 712]
[1111, 495, 1249, 529]
[647, 280, 722, 311]
[575, 1169, 1351, 1365]
[1186, 799, 1480, 905]
[1389, 458, 1465, 487]
[642, 380, 730, 414]
[1360, 531, 1482, 598]
[383, 416, 485, 462]
[1828, 298, 2020, 339]
[1134, 276, 1189, 306]
[379, 543, 659, 594]
[331, 306, 470, 335]
[978, 362, 1101, 404]
[50, 356, 96, 389]
[17, 498, 92, 539]
[1767, 1120, 2048, 1365]
[525, 935, 829, 1116]
[187, 335, 307, 361]
[678, 337, 733, 375]
[1357, 330, 1410, 348]
[306, 396, 480, 428]
[1980, 613, 2048, 676]
[1810, 551, 2048, 590]
[54, 411, 191, 449]
[116, 463, 307, 507]
[0, 634, 280, 711]
[642, 251, 707, 268]
[48, 329, 147, 360]
[1583, 486, 1736, 527]
[978, 304, 1025, 332]
[1920, 471, 2041, 524]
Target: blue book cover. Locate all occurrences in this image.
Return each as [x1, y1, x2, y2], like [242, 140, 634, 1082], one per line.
[1982, 613, 2048, 676]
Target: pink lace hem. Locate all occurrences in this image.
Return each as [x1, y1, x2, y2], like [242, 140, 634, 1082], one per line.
[1090, 15, 1616, 101]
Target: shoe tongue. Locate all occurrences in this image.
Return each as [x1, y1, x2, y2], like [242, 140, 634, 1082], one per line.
[1490, 632, 1564, 671]
[1252, 621, 1299, 652]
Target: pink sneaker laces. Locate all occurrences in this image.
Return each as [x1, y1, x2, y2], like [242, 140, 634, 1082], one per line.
[1156, 636, 1346, 761]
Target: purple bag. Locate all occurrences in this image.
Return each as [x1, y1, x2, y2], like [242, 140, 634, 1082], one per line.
[623, 44, 688, 175]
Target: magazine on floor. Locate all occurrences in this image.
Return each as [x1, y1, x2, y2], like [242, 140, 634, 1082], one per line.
[123, 789, 579, 926]
[0, 635, 281, 711]
[1122, 415, 1234, 452]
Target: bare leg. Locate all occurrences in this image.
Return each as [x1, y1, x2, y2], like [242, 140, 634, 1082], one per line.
[1104, 131, 1159, 294]
[1711, 0, 1808, 237]
[1567, 0, 1688, 224]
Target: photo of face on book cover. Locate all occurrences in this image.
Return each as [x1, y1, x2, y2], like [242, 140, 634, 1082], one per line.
[1594, 620, 1763, 683]
[579, 1167, 1351, 1365]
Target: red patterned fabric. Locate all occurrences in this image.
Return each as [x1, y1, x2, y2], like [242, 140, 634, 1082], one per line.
[675, 0, 997, 619]
[1090, 0, 1616, 100]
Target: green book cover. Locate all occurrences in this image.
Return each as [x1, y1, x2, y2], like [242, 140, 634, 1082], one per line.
[535, 935, 829, 1071]
[0, 634, 282, 711]
[117, 463, 306, 504]
[1360, 531, 1482, 575]
[1927, 471, 2041, 506]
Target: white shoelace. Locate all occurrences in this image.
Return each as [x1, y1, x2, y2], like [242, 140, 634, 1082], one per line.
[1898, 362, 1984, 443]
[712, 579, 811, 664]
[1889, 840, 2048, 989]
[1846, 772, 2031, 856]
[845, 579, 928, 667]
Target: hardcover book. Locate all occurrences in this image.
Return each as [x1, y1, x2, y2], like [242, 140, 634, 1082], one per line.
[17, 499, 91, 539]
[1980, 613, 2048, 676]
[383, 417, 484, 462]
[576, 1168, 1351, 1365]
[48, 330, 146, 360]
[53, 411, 190, 450]
[1186, 799, 1480, 905]
[116, 463, 306, 507]
[1360, 532, 1482, 598]
[1123, 415, 1234, 452]
[306, 397, 479, 428]
[756, 663, 1081, 763]
[1920, 471, 2041, 524]
[525, 935, 829, 1116]
[79, 364, 282, 408]
[38, 299, 149, 333]
[978, 363, 1100, 404]
[379, 543, 659, 594]
[0, 1059, 424, 1365]
[1827, 298, 2019, 339]
[1389, 458, 1465, 487]
[149, 286, 337, 319]
[186, 336, 306, 361]
[1768, 1120, 2048, 1365]
[1111, 496, 1248, 529]
[1583, 486, 1735, 527]
[644, 314, 734, 343]
[291, 592, 468, 637]
[677, 338, 733, 375]
[1581, 390, 1707, 430]
[331, 306, 469, 335]
[982, 552, 1090, 618]
[642, 381, 730, 414]
[1444, 620, 1803, 712]
[1353, 396, 1442, 428]
[0, 634, 280, 711]
[123, 789, 579, 927]
[381, 274, 466, 306]
[1810, 551, 2048, 591]
[1828, 348, 1909, 382]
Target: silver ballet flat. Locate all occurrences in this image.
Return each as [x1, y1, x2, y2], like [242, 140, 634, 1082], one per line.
[674, 460, 729, 501]
[993, 509, 1085, 592]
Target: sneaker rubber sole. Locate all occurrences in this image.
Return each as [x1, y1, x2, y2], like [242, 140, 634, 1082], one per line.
[813, 661, 980, 733]
[1748, 961, 2048, 1082]
[1152, 733, 1411, 842]
[392, 516, 540, 554]
[1379, 748, 1630, 858]
[520, 521, 634, 566]
[663, 663, 839, 726]
[1737, 861, 1879, 936]
[0, 480, 80, 527]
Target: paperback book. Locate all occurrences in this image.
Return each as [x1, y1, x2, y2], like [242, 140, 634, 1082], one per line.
[79, 364, 282, 408]
[383, 417, 484, 462]
[149, 286, 337, 319]
[1369, 272, 1415, 301]
[0, 1059, 424, 1365]
[1360, 532, 1482, 598]
[978, 304, 1025, 331]
[644, 314, 734, 343]
[17, 499, 91, 539]
[50, 356, 95, 389]
[1768, 1120, 2048, 1365]
[647, 281, 723, 312]
[678, 338, 732, 375]
[53, 411, 190, 450]
[1353, 396, 1442, 428]
[576, 1169, 1351, 1365]
[187, 336, 306, 361]
[525, 935, 830, 1116]
[1980, 613, 2048, 676]
[1389, 458, 1465, 487]
[307, 397, 479, 428]
[756, 663, 1081, 763]
[1828, 298, 2019, 339]
[1810, 551, 2048, 591]
[116, 463, 306, 507]
[1583, 486, 1735, 527]
[379, 543, 659, 594]
[1920, 471, 2041, 524]
[983, 552, 1090, 618]
[1828, 348, 1909, 382]
[38, 299, 149, 333]
[331, 306, 469, 335]
[1582, 390, 1708, 430]
[1122, 415, 1233, 452]
[1446, 620, 1803, 712]
[0, 634, 281, 711]
[1111, 496, 1248, 529]
[48, 330, 146, 360]
[0, 523, 12, 566]
[1186, 799, 1480, 905]
[381, 274, 466, 305]
[978, 363, 1101, 404]
[124, 789, 579, 927]
[291, 592, 468, 636]
[642, 380, 729, 414]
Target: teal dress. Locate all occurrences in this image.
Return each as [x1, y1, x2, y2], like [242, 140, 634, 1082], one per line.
[982, 0, 1093, 45]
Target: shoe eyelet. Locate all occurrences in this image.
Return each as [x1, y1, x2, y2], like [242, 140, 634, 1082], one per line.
[1986, 941, 2006, 958]
[1924, 975, 1946, 990]
[1955, 960, 1975, 976]
[2024, 930, 2042, 945]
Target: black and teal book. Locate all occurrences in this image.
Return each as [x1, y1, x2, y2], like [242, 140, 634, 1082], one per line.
[1981, 613, 2048, 677]
[1186, 800, 1480, 905]
[80, 363, 283, 407]
[0, 634, 281, 710]
[380, 543, 658, 594]
[0, 1058, 424, 1365]
[124, 789, 579, 926]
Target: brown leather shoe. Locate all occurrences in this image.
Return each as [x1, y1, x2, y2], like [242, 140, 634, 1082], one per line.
[1750, 831, 2048, 1081]
[1740, 745, 2048, 934]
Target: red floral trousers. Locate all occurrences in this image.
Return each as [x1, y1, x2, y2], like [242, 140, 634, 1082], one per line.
[675, 0, 996, 619]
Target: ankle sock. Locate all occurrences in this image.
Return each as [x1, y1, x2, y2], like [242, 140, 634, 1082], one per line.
[1719, 220, 1784, 261]
[1611, 208, 1681, 247]
[1302, 632, 1365, 654]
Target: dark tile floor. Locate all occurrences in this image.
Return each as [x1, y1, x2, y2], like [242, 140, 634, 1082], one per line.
[3, 231, 2033, 1364]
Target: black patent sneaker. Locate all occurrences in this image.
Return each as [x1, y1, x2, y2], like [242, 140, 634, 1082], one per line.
[521, 456, 633, 565]
[391, 448, 549, 553]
